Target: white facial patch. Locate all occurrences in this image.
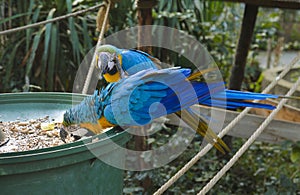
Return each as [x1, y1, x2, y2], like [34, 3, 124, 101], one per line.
[108, 61, 115, 70]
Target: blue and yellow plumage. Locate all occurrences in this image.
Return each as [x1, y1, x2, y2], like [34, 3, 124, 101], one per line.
[62, 44, 289, 153]
[62, 45, 299, 153]
[63, 67, 281, 153]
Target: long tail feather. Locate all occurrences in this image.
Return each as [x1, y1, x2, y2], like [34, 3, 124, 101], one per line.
[277, 95, 300, 100]
[186, 70, 285, 110]
[176, 109, 230, 154]
[187, 68, 218, 81]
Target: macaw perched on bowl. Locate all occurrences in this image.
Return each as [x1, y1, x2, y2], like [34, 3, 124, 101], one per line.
[63, 67, 280, 153]
[94, 45, 231, 152]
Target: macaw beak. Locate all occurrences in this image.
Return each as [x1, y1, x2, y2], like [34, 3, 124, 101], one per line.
[96, 52, 112, 80]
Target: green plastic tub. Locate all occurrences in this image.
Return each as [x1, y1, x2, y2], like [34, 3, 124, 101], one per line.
[0, 92, 130, 195]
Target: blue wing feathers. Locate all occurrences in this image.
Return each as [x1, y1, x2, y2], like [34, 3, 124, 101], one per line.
[66, 68, 279, 127]
[104, 68, 278, 125]
[121, 50, 157, 74]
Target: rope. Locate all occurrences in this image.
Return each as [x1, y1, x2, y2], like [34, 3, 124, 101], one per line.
[218, 53, 300, 137]
[198, 76, 300, 194]
[153, 53, 300, 195]
[82, 0, 111, 94]
[0, 3, 105, 35]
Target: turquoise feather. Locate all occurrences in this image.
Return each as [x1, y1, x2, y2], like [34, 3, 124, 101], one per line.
[121, 49, 157, 74]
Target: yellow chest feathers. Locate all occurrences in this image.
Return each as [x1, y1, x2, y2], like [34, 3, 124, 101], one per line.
[79, 117, 115, 134]
[98, 116, 115, 129]
[103, 72, 121, 83]
[103, 54, 123, 83]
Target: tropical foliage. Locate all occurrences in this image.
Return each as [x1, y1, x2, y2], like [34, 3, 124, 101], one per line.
[0, 0, 97, 92]
[124, 132, 300, 194]
[0, 0, 294, 92]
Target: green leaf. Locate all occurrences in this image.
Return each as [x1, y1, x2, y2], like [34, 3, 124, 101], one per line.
[291, 145, 300, 163]
[66, 0, 81, 64]
[26, 27, 44, 76]
[32, 5, 42, 23]
[265, 187, 277, 195]
[141, 151, 152, 163]
[147, 138, 156, 144]
[194, 0, 202, 12]
[81, 18, 93, 51]
[48, 24, 58, 91]
[0, 13, 30, 26]
[56, 0, 67, 13]
[3, 39, 25, 90]
[26, 0, 35, 51]
[27, 0, 35, 19]
[41, 8, 56, 89]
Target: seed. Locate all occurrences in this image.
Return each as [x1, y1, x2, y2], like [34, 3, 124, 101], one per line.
[46, 132, 53, 137]
[0, 116, 83, 153]
[18, 122, 29, 126]
[29, 119, 36, 124]
[21, 129, 29, 134]
[28, 130, 35, 134]
[10, 126, 19, 132]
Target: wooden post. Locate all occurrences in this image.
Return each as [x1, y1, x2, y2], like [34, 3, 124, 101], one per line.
[136, 0, 156, 53]
[134, 0, 155, 155]
[134, 1, 156, 190]
[229, 4, 259, 90]
[224, 4, 259, 155]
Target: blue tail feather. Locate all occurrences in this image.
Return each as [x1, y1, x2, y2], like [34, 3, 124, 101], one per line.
[213, 90, 278, 100]
[202, 99, 276, 110]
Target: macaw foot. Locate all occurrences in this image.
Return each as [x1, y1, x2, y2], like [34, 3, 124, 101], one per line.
[59, 127, 69, 143]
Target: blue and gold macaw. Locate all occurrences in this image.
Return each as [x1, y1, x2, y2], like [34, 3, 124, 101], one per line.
[94, 45, 231, 152]
[63, 67, 281, 153]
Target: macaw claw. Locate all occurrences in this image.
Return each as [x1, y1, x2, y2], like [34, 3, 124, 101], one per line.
[71, 134, 82, 141]
[59, 127, 68, 143]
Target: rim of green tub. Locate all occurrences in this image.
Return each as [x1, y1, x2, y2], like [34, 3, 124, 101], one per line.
[0, 92, 131, 175]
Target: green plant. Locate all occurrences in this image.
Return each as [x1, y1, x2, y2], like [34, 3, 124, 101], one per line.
[0, 0, 97, 92]
[124, 135, 300, 194]
[152, 0, 243, 82]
